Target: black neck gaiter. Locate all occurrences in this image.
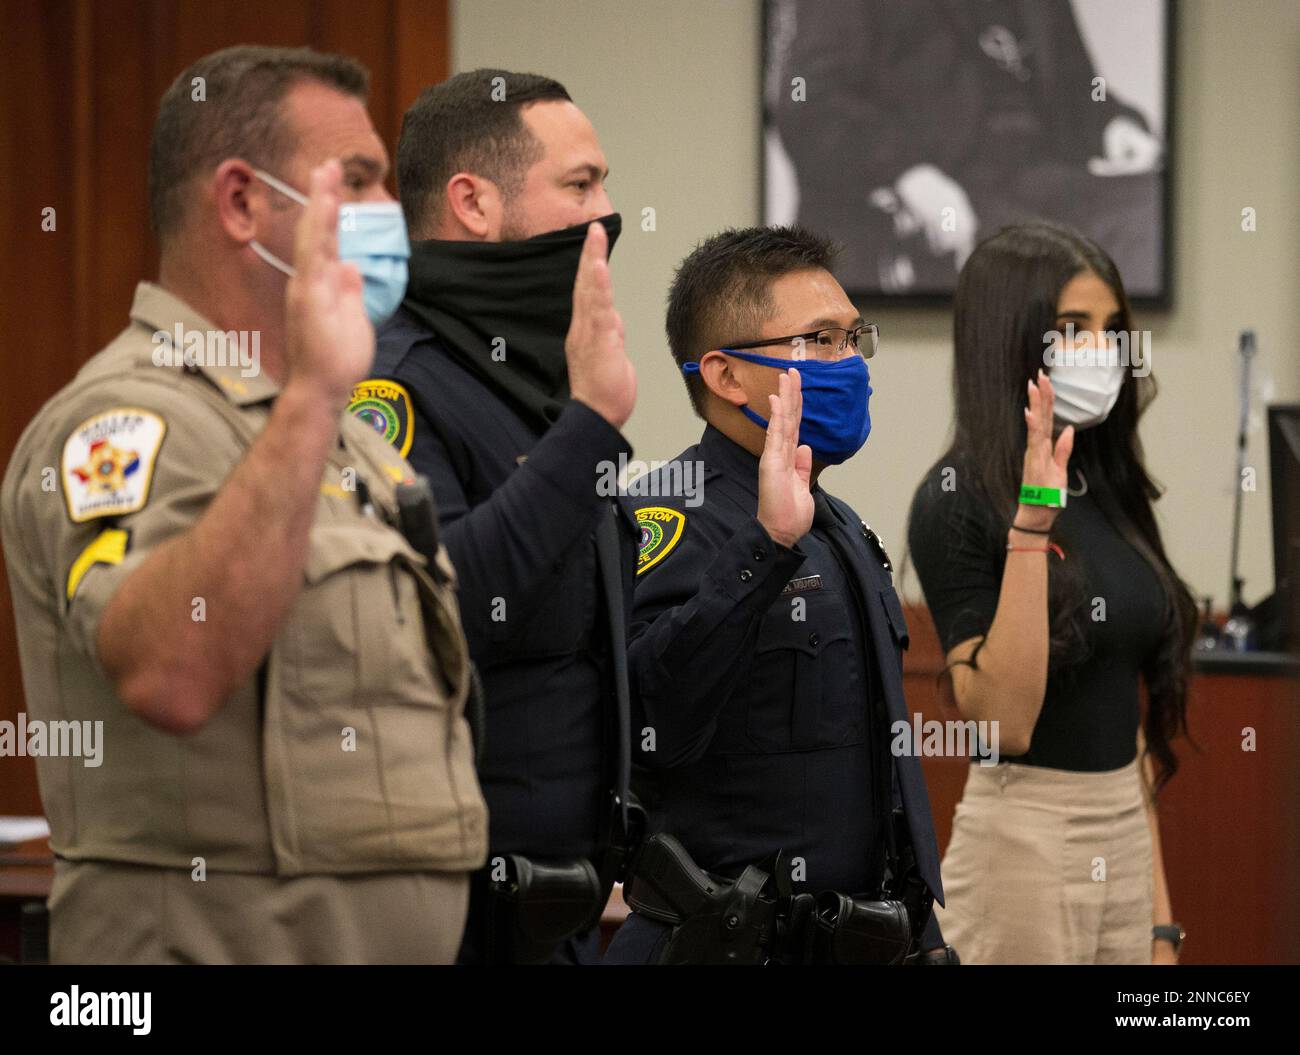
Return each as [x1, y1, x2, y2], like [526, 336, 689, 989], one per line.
[401, 213, 622, 433]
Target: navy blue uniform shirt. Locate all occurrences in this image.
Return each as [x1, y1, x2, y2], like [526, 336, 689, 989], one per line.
[620, 425, 944, 945]
[364, 307, 638, 862]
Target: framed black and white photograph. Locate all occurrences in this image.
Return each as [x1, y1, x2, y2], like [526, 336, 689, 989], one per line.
[764, 0, 1175, 305]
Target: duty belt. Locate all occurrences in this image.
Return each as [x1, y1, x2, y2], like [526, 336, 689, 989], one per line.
[623, 832, 929, 965]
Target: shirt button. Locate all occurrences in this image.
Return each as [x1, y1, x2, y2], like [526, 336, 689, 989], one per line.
[808, 632, 820, 647]
[739, 568, 753, 582]
[752, 549, 766, 561]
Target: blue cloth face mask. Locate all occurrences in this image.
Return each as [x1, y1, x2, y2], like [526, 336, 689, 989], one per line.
[682, 349, 873, 464]
[249, 169, 411, 325]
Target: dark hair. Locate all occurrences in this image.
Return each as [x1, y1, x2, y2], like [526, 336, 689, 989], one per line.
[919, 221, 1196, 790]
[148, 45, 368, 241]
[396, 69, 571, 235]
[666, 225, 838, 416]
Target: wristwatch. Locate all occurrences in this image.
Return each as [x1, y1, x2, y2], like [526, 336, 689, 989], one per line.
[1152, 923, 1185, 953]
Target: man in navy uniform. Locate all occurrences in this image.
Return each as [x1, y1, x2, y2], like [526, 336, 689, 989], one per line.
[606, 227, 954, 964]
[352, 70, 638, 964]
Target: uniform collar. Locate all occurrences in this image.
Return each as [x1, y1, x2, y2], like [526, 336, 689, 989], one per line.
[128, 281, 282, 407]
[699, 422, 832, 509]
[699, 423, 760, 498]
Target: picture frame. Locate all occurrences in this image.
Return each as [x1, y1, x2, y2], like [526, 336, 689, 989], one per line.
[763, 0, 1177, 307]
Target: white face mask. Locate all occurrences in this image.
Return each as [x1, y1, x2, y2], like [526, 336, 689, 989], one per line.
[1050, 361, 1126, 429]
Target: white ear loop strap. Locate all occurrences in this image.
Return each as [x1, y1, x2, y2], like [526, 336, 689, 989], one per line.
[248, 169, 306, 276]
[252, 168, 309, 206]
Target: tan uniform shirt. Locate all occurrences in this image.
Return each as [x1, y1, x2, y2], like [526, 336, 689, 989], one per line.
[1, 283, 487, 962]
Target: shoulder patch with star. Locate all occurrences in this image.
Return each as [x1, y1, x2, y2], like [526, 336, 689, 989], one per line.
[348, 379, 414, 457]
[635, 505, 686, 575]
[61, 408, 166, 523]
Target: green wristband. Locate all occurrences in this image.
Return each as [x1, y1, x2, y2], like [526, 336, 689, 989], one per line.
[1019, 484, 1066, 508]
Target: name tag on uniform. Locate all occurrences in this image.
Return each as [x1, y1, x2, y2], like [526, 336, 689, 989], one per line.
[781, 574, 822, 595]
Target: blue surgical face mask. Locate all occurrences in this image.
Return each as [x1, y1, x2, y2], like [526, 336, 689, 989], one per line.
[683, 349, 873, 464]
[249, 169, 410, 325]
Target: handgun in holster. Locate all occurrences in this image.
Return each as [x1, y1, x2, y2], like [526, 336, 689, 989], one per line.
[624, 833, 783, 965]
[624, 833, 918, 966]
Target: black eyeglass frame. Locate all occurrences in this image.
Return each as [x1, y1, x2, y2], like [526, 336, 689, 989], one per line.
[723, 323, 879, 359]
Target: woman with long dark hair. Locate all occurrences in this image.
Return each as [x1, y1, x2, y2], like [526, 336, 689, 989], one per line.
[908, 222, 1197, 964]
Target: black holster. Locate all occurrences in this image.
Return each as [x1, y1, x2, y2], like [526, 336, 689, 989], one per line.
[803, 891, 913, 965]
[625, 833, 781, 965]
[477, 792, 647, 965]
[479, 854, 603, 965]
[591, 791, 647, 927]
[883, 807, 935, 958]
[625, 833, 920, 966]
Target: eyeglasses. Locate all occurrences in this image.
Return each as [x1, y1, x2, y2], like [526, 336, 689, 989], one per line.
[724, 324, 879, 362]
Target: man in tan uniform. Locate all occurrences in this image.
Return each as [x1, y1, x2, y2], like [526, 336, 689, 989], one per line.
[0, 46, 485, 963]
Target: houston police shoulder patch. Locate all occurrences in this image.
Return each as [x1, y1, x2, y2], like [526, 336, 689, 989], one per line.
[61, 408, 166, 524]
[636, 505, 686, 575]
[348, 378, 413, 457]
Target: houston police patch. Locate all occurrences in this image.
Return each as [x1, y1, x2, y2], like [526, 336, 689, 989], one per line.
[636, 506, 686, 575]
[61, 408, 166, 523]
[348, 379, 414, 457]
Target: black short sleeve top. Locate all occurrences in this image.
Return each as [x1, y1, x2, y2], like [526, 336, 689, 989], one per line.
[907, 462, 1166, 771]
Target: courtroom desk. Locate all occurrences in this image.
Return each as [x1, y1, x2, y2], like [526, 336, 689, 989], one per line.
[0, 836, 52, 964]
[903, 604, 1300, 965]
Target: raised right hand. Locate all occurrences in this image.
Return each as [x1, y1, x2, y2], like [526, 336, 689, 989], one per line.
[283, 160, 374, 406]
[757, 369, 815, 549]
[566, 221, 636, 428]
[1018, 369, 1074, 531]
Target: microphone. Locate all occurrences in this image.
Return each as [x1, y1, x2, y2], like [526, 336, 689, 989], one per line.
[1222, 331, 1256, 649]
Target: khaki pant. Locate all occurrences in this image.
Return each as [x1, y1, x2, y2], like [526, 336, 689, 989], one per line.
[49, 859, 469, 964]
[935, 759, 1152, 964]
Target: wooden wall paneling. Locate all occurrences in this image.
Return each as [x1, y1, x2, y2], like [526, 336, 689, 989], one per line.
[315, 0, 396, 153]
[391, 0, 452, 128]
[162, 0, 312, 64]
[89, 0, 157, 355]
[1158, 672, 1300, 964]
[0, 0, 89, 816]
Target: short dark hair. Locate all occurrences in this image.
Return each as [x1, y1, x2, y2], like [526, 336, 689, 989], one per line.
[396, 68, 571, 235]
[148, 45, 369, 241]
[666, 226, 839, 417]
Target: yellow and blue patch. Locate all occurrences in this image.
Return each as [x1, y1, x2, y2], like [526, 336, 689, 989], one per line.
[635, 506, 686, 575]
[348, 379, 414, 457]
